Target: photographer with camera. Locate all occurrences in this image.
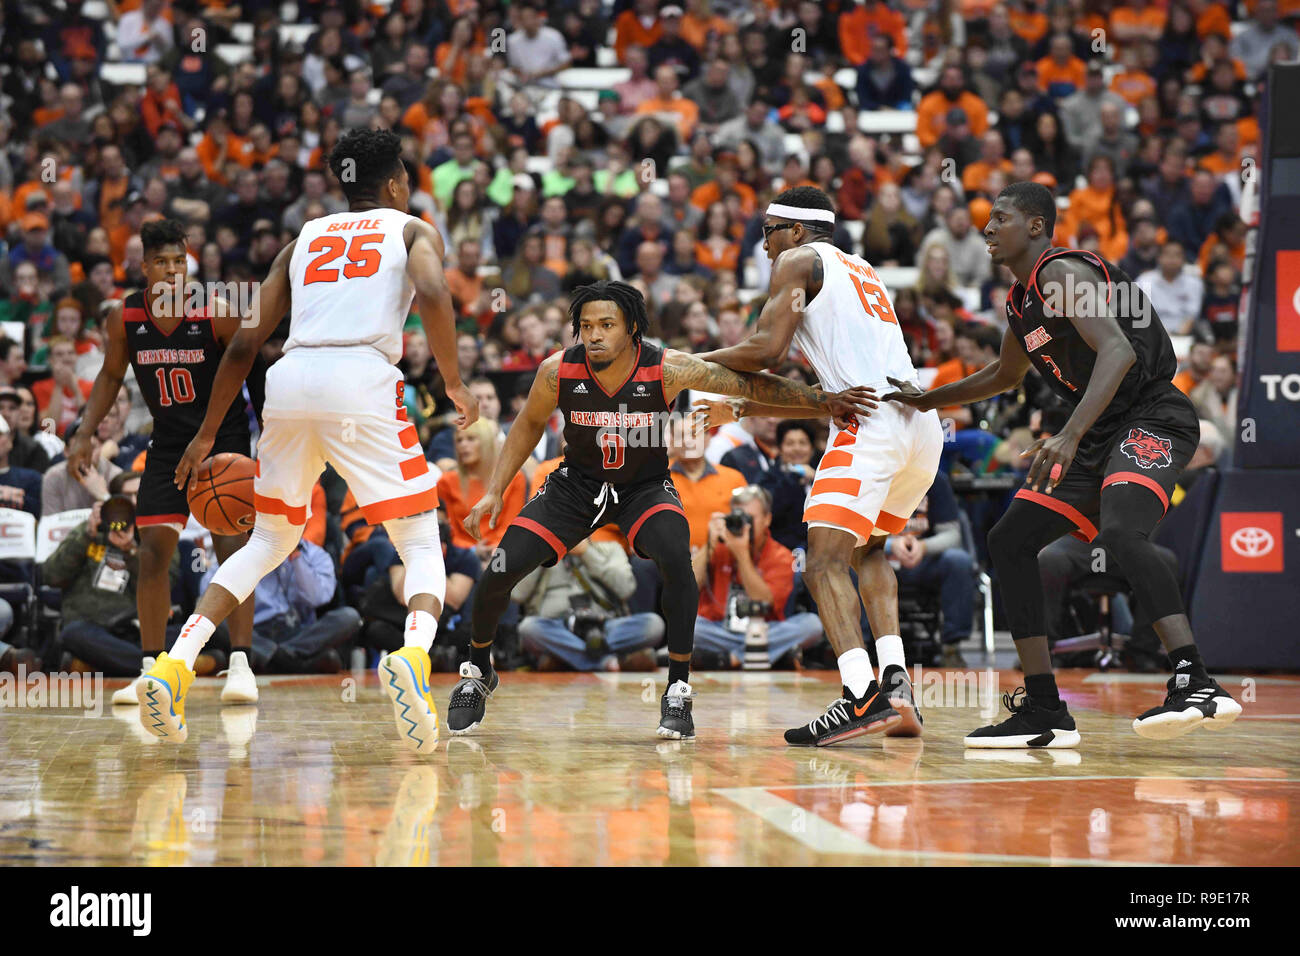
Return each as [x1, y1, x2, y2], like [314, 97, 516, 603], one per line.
[692, 485, 824, 668]
[513, 535, 664, 672]
[45, 474, 183, 676]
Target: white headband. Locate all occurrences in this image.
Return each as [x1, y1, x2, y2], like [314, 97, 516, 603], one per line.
[765, 203, 836, 224]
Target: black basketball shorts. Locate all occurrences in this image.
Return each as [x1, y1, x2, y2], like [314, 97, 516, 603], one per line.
[508, 463, 686, 565]
[137, 428, 252, 532]
[1015, 385, 1200, 541]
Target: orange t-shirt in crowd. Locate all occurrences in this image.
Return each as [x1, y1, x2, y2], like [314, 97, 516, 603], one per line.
[694, 240, 740, 274]
[1059, 185, 1129, 262]
[1196, 3, 1232, 39]
[838, 3, 908, 65]
[929, 358, 978, 418]
[1172, 369, 1203, 395]
[690, 179, 756, 216]
[698, 534, 795, 622]
[531, 456, 626, 547]
[635, 95, 699, 142]
[614, 10, 662, 64]
[31, 378, 94, 437]
[1008, 10, 1048, 45]
[302, 482, 328, 549]
[669, 459, 746, 550]
[680, 12, 734, 50]
[1111, 68, 1157, 106]
[1110, 6, 1167, 42]
[1036, 54, 1087, 94]
[437, 468, 526, 550]
[916, 90, 989, 148]
[962, 158, 1013, 195]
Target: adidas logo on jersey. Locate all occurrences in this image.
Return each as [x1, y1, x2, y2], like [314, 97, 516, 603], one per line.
[135, 325, 148, 334]
[1177, 659, 1191, 668]
[572, 382, 588, 394]
[188, 324, 203, 334]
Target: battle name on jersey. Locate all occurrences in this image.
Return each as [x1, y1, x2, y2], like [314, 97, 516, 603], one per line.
[134, 348, 207, 365]
[569, 409, 661, 428]
[324, 218, 387, 232]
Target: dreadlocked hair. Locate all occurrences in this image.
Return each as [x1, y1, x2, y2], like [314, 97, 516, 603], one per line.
[568, 279, 650, 344]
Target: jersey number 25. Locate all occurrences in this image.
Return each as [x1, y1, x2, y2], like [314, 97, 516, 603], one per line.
[303, 234, 385, 284]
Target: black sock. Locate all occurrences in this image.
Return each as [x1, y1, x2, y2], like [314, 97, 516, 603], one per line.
[1167, 644, 1209, 684]
[668, 659, 690, 687]
[1025, 673, 1060, 707]
[471, 642, 493, 675]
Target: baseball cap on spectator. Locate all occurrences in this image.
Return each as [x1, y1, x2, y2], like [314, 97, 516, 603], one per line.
[118, 190, 146, 209]
[1086, 60, 1105, 75]
[513, 173, 537, 192]
[251, 219, 277, 237]
[661, 5, 684, 16]
[101, 494, 136, 532]
[24, 191, 49, 210]
[0, 387, 19, 405]
[22, 213, 49, 232]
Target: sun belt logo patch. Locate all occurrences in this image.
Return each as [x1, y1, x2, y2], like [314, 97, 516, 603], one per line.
[1120, 427, 1173, 469]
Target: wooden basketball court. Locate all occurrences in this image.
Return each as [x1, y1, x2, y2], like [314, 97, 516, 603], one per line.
[2, 669, 1296, 866]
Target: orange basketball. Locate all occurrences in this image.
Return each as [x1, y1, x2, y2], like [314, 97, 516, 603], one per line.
[187, 452, 256, 536]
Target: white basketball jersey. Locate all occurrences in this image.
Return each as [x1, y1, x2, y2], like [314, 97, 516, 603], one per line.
[285, 207, 418, 364]
[792, 241, 919, 393]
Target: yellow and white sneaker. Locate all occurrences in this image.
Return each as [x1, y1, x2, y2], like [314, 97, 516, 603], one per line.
[138, 652, 196, 743]
[378, 646, 440, 755]
[112, 656, 156, 706]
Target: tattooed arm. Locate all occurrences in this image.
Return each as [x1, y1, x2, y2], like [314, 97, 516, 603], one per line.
[462, 352, 561, 540]
[662, 350, 876, 420]
[696, 246, 820, 371]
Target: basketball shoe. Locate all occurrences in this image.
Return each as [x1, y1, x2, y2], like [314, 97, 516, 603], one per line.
[880, 664, 923, 737]
[446, 662, 498, 735]
[220, 651, 259, 704]
[1132, 676, 1242, 739]
[965, 687, 1080, 748]
[379, 647, 440, 755]
[138, 652, 196, 743]
[112, 656, 156, 706]
[784, 682, 901, 746]
[657, 680, 695, 740]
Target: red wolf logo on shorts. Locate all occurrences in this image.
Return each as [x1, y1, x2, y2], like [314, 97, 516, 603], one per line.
[1120, 427, 1173, 469]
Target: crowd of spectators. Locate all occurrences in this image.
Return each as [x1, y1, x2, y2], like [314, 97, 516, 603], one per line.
[0, 0, 1273, 676]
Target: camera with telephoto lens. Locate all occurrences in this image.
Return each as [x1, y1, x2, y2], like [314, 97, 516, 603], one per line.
[567, 593, 609, 655]
[733, 598, 771, 618]
[724, 508, 752, 536]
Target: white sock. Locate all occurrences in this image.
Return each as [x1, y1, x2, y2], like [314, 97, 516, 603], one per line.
[171, 615, 215, 671]
[403, 610, 438, 652]
[874, 634, 906, 675]
[837, 647, 874, 699]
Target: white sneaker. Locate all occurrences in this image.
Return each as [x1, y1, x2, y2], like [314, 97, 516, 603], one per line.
[220, 651, 259, 704]
[112, 657, 156, 706]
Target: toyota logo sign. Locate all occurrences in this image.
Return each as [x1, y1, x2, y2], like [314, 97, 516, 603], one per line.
[1221, 511, 1284, 573]
[1230, 526, 1275, 558]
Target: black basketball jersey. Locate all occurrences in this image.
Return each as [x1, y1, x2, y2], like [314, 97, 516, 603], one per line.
[557, 340, 674, 485]
[1006, 248, 1178, 441]
[123, 290, 249, 449]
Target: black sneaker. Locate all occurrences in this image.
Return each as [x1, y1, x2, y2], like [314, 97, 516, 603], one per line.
[965, 687, 1080, 749]
[657, 680, 695, 740]
[880, 664, 923, 737]
[784, 682, 901, 746]
[446, 662, 498, 735]
[1132, 677, 1242, 740]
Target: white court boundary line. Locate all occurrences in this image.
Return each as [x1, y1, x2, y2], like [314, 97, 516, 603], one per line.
[711, 776, 1299, 865]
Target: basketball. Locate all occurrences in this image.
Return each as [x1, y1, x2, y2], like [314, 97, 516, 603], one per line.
[187, 452, 256, 536]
